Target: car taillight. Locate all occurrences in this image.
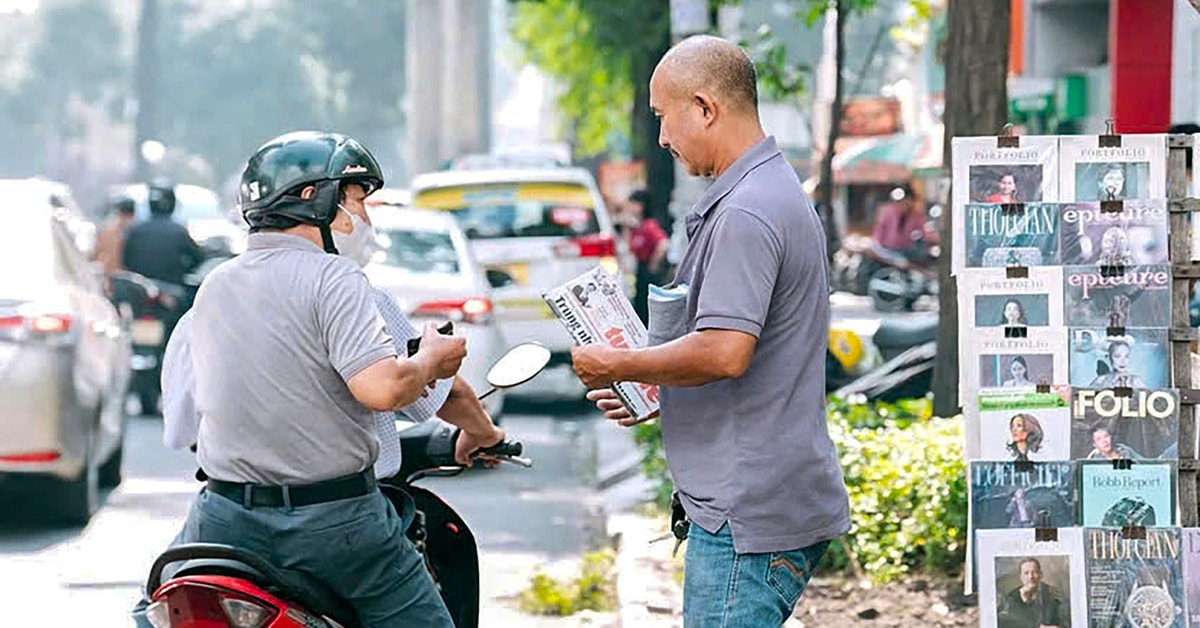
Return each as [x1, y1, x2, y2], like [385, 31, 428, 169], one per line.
[0, 312, 73, 341]
[412, 297, 494, 325]
[153, 583, 278, 628]
[0, 450, 61, 463]
[553, 234, 616, 258]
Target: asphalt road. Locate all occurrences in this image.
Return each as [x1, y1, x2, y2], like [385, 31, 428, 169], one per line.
[0, 405, 606, 627]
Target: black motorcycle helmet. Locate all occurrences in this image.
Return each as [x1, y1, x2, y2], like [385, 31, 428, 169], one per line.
[148, 181, 176, 216]
[238, 131, 384, 254]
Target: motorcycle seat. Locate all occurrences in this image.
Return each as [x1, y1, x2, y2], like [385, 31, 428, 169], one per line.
[172, 557, 357, 625]
[872, 314, 938, 351]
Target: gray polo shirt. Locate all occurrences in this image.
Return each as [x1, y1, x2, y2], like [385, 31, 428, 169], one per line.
[192, 232, 396, 484]
[661, 136, 851, 554]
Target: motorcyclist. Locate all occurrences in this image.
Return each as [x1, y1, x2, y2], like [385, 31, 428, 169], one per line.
[121, 182, 205, 286]
[871, 185, 927, 258]
[168, 131, 490, 626]
[91, 194, 136, 279]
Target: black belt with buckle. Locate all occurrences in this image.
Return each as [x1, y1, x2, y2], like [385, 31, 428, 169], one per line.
[207, 469, 376, 508]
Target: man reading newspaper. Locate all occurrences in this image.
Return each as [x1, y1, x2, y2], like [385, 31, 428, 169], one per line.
[568, 35, 849, 627]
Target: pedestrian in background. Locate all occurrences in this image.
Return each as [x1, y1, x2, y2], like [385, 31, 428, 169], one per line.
[92, 194, 136, 278]
[570, 35, 849, 627]
[618, 188, 669, 323]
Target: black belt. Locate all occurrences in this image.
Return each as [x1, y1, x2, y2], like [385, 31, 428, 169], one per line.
[207, 470, 376, 508]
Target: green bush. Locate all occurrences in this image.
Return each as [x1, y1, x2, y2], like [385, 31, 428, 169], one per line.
[518, 550, 618, 616]
[626, 398, 967, 583]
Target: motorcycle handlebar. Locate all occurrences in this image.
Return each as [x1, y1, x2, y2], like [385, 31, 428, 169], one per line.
[476, 438, 522, 458]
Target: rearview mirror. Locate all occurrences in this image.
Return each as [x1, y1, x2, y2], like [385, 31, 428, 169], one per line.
[486, 342, 551, 391]
[486, 268, 515, 289]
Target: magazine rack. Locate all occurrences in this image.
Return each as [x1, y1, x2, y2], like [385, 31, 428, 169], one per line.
[1168, 133, 1199, 525]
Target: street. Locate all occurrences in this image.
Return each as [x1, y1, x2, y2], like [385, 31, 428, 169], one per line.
[0, 406, 609, 627]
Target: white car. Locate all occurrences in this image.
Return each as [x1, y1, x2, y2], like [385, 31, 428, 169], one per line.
[409, 168, 629, 399]
[363, 204, 506, 418]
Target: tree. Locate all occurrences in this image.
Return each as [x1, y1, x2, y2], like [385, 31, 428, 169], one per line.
[930, 0, 1010, 417]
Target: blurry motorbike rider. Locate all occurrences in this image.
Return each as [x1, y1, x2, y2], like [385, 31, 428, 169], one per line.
[175, 131, 478, 626]
[122, 181, 205, 286]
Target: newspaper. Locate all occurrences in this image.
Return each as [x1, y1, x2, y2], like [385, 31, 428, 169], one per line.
[542, 267, 660, 421]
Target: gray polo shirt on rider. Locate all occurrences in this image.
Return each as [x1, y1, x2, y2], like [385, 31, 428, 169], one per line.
[192, 232, 396, 485]
[661, 136, 851, 554]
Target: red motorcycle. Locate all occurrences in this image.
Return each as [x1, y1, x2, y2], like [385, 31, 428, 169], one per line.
[142, 343, 549, 628]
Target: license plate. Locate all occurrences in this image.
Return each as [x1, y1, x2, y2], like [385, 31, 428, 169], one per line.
[131, 320, 164, 346]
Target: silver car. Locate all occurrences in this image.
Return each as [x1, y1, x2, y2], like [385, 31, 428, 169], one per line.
[363, 203, 507, 418]
[0, 182, 130, 524]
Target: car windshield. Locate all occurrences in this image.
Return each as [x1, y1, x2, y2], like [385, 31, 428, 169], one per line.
[415, 183, 600, 240]
[375, 228, 461, 274]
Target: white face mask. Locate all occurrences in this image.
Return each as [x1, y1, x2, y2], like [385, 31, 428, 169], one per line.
[332, 205, 377, 268]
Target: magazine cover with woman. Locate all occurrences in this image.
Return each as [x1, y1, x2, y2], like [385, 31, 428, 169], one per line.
[1059, 134, 1167, 203]
[976, 528, 1087, 628]
[951, 136, 1059, 275]
[978, 387, 1072, 462]
[1059, 200, 1169, 268]
[1070, 388, 1180, 461]
[1062, 264, 1171, 329]
[970, 328, 1070, 396]
[958, 267, 1066, 331]
[1068, 328, 1170, 390]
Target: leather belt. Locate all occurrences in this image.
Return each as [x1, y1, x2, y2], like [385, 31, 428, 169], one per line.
[207, 469, 375, 508]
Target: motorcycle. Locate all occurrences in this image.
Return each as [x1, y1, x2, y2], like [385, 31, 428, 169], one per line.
[829, 234, 875, 296]
[826, 313, 937, 402]
[109, 256, 231, 415]
[864, 232, 939, 313]
[141, 342, 552, 628]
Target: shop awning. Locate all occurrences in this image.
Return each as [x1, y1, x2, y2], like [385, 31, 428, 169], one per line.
[830, 126, 944, 185]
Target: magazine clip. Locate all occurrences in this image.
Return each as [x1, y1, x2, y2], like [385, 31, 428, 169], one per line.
[1100, 263, 1126, 278]
[1006, 265, 1029, 279]
[1121, 525, 1147, 540]
[1014, 459, 1036, 472]
[1034, 511, 1057, 542]
[1098, 119, 1122, 148]
[1110, 386, 1133, 398]
[1004, 325, 1028, 339]
[1106, 326, 1127, 338]
[1001, 203, 1025, 216]
[1036, 379, 1051, 394]
[997, 123, 1020, 149]
[1112, 458, 1134, 470]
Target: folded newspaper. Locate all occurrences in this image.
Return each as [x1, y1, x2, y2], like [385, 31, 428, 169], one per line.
[542, 267, 661, 421]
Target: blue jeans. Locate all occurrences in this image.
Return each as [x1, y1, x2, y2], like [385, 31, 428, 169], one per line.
[133, 487, 452, 628]
[682, 523, 829, 628]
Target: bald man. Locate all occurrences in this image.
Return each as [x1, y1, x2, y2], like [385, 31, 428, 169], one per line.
[571, 35, 849, 626]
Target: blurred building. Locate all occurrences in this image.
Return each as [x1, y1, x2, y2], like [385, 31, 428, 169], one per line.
[405, 0, 494, 180]
[1009, 0, 1199, 133]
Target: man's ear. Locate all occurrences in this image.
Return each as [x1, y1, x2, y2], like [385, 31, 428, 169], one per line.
[694, 92, 718, 127]
[299, 185, 317, 200]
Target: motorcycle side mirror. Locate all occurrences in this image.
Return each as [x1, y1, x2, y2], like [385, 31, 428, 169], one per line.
[478, 342, 552, 400]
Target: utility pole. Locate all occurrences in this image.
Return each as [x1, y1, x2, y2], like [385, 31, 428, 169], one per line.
[133, 0, 159, 182]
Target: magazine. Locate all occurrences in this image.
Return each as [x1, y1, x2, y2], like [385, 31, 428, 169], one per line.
[971, 461, 1077, 530]
[968, 328, 1070, 396]
[1062, 264, 1171, 329]
[1059, 200, 1169, 267]
[963, 203, 1061, 269]
[958, 267, 1065, 330]
[1068, 328, 1170, 390]
[976, 528, 1087, 628]
[1085, 527, 1184, 628]
[1079, 460, 1177, 527]
[1184, 529, 1200, 628]
[1070, 388, 1180, 461]
[978, 387, 1072, 462]
[542, 266, 659, 421]
[1059, 134, 1167, 203]
[951, 136, 1059, 275]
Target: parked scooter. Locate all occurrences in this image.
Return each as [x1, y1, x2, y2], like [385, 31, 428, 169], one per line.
[826, 313, 937, 401]
[864, 231, 940, 313]
[141, 342, 552, 628]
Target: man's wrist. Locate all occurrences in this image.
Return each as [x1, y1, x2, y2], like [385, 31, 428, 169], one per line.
[407, 352, 436, 385]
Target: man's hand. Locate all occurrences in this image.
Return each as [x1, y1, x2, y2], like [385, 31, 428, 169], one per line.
[571, 344, 624, 388]
[418, 321, 467, 380]
[586, 389, 659, 427]
[455, 425, 506, 466]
